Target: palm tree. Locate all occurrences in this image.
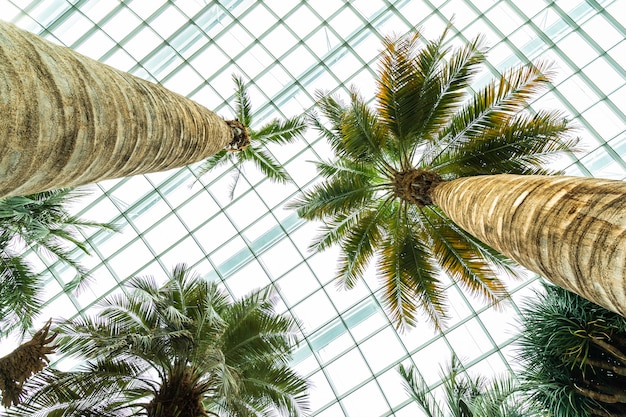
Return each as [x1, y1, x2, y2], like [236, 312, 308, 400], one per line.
[193, 75, 306, 198]
[10, 264, 310, 417]
[0, 188, 116, 334]
[289, 27, 581, 329]
[0, 21, 249, 198]
[516, 283, 626, 417]
[0, 188, 114, 407]
[399, 356, 539, 417]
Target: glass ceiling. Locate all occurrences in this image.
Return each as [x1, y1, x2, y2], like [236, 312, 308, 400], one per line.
[3, 0, 625, 415]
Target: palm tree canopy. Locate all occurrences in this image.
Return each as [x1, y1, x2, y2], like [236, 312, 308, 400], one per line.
[516, 283, 626, 417]
[399, 356, 540, 417]
[0, 188, 116, 334]
[289, 27, 578, 330]
[194, 74, 307, 199]
[11, 264, 309, 417]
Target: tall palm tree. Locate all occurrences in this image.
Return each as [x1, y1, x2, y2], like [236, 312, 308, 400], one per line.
[516, 283, 626, 417]
[194, 75, 306, 199]
[0, 21, 249, 198]
[289, 27, 580, 329]
[399, 356, 539, 417]
[0, 188, 116, 334]
[10, 264, 310, 417]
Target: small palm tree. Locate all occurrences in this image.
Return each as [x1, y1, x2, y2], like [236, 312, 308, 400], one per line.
[516, 283, 626, 417]
[194, 74, 306, 198]
[0, 188, 116, 334]
[11, 264, 309, 417]
[289, 28, 577, 329]
[399, 356, 540, 417]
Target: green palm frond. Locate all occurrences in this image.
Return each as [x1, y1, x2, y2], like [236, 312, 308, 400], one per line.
[0, 251, 41, 335]
[243, 146, 291, 183]
[288, 171, 378, 220]
[193, 149, 233, 180]
[420, 208, 509, 308]
[340, 89, 390, 163]
[399, 363, 443, 417]
[233, 74, 253, 126]
[432, 110, 578, 177]
[255, 115, 307, 145]
[426, 60, 554, 166]
[378, 208, 444, 329]
[336, 205, 389, 289]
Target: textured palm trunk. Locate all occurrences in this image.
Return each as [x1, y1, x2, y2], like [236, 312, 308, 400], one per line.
[431, 174, 626, 316]
[0, 21, 235, 197]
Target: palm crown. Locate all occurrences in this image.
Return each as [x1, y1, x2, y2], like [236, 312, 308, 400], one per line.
[12, 264, 309, 417]
[194, 74, 306, 198]
[289, 28, 578, 330]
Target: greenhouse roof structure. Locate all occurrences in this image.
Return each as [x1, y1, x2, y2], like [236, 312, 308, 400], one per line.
[3, 0, 626, 415]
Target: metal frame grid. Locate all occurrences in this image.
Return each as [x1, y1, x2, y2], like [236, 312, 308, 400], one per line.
[3, 1, 625, 415]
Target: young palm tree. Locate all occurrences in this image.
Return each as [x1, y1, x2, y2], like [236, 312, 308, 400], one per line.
[194, 75, 306, 198]
[516, 283, 626, 417]
[289, 28, 580, 329]
[10, 264, 310, 417]
[399, 356, 539, 417]
[0, 21, 249, 198]
[0, 188, 116, 334]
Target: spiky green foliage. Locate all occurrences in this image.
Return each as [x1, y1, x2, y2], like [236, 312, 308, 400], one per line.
[516, 283, 626, 417]
[289, 28, 578, 330]
[0, 188, 116, 334]
[10, 264, 309, 417]
[399, 356, 540, 417]
[194, 74, 306, 199]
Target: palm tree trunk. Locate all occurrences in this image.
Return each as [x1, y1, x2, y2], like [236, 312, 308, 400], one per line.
[0, 21, 241, 197]
[430, 174, 626, 317]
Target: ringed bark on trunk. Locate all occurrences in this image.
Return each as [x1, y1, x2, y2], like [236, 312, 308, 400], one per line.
[0, 21, 246, 197]
[430, 174, 626, 316]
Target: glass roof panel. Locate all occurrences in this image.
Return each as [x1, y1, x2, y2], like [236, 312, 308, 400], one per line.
[2, 0, 625, 415]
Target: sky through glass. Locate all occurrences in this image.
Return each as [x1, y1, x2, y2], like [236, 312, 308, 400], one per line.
[2, 0, 626, 415]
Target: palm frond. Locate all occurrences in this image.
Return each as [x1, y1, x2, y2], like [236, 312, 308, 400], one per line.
[243, 146, 291, 183]
[427, 60, 555, 165]
[193, 149, 233, 181]
[398, 363, 443, 417]
[340, 88, 390, 164]
[0, 251, 41, 335]
[233, 74, 253, 126]
[378, 207, 444, 330]
[420, 208, 510, 308]
[288, 172, 377, 220]
[335, 205, 389, 289]
[431, 110, 579, 177]
[254, 115, 307, 145]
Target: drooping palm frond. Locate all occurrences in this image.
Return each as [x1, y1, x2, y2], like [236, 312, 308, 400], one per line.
[291, 28, 577, 331]
[194, 74, 306, 199]
[13, 264, 309, 417]
[0, 188, 117, 334]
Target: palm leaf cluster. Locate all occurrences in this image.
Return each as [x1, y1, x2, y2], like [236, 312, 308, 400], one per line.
[290, 28, 578, 329]
[516, 283, 626, 417]
[399, 356, 539, 417]
[194, 74, 306, 199]
[0, 188, 115, 334]
[10, 264, 309, 417]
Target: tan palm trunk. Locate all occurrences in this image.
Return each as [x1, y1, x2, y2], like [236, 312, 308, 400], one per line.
[431, 174, 626, 316]
[0, 21, 234, 197]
